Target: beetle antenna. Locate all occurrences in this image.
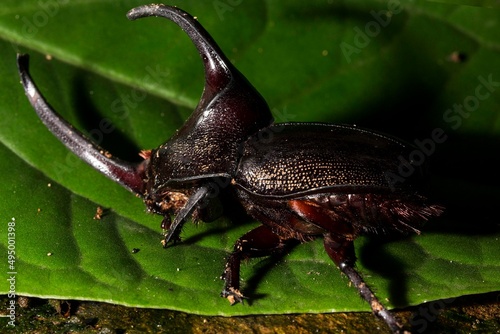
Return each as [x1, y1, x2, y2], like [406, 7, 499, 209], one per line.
[17, 54, 146, 196]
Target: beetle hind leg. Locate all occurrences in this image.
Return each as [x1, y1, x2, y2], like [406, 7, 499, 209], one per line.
[324, 233, 404, 334]
[221, 225, 293, 305]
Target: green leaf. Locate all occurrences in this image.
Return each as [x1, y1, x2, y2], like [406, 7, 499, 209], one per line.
[0, 0, 498, 315]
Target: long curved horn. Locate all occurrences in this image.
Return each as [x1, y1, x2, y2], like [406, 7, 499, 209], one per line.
[127, 4, 233, 96]
[17, 54, 146, 195]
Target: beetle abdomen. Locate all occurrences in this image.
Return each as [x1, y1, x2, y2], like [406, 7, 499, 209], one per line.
[235, 123, 423, 197]
[289, 193, 443, 235]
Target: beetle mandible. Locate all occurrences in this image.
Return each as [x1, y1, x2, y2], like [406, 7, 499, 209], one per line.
[17, 4, 444, 333]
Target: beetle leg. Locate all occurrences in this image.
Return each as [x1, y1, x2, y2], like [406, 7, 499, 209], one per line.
[221, 225, 292, 305]
[160, 215, 183, 245]
[163, 186, 210, 247]
[324, 233, 404, 334]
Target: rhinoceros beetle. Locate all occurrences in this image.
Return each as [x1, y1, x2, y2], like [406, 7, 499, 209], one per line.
[17, 4, 444, 333]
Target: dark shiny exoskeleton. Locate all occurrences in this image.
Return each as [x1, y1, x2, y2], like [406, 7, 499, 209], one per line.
[17, 4, 443, 333]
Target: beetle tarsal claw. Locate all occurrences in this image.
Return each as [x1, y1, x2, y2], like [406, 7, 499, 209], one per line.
[221, 288, 246, 305]
[162, 233, 182, 248]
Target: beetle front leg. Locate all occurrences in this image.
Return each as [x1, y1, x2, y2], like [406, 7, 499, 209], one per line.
[161, 186, 211, 248]
[323, 233, 404, 334]
[221, 225, 292, 305]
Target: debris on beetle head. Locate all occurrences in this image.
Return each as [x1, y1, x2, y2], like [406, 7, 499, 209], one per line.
[139, 149, 152, 160]
[100, 150, 112, 159]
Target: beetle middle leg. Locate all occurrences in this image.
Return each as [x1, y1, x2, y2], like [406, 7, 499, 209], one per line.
[221, 225, 294, 304]
[324, 233, 404, 333]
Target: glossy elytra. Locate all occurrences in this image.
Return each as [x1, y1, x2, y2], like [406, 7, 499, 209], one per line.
[17, 4, 443, 333]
